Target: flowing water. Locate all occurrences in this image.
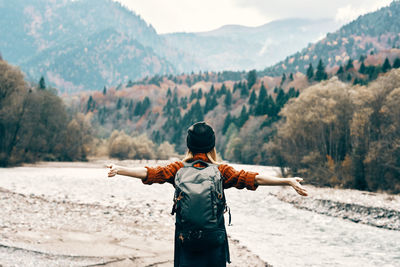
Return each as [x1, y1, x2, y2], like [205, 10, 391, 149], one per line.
[226, 188, 400, 267]
[226, 163, 400, 267]
[0, 162, 399, 267]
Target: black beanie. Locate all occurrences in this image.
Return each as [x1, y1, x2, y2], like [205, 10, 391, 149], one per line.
[186, 121, 215, 153]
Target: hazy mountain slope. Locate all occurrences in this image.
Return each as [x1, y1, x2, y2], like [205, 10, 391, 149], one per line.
[163, 18, 340, 71]
[262, 1, 400, 76]
[21, 29, 175, 91]
[0, 0, 191, 91]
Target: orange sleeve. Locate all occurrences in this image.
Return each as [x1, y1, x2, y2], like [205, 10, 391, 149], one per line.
[142, 161, 184, 185]
[218, 164, 259, 190]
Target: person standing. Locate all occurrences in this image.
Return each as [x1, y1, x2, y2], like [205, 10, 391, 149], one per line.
[107, 121, 308, 266]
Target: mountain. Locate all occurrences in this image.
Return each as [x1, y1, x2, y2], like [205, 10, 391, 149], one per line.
[21, 29, 175, 92]
[0, 0, 194, 91]
[163, 18, 340, 71]
[0, 0, 342, 92]
[262, 0, 400, 76]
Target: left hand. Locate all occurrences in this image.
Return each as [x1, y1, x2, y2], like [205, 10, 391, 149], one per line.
[288, 177, 308, 196]
[106, 163, 119, 178]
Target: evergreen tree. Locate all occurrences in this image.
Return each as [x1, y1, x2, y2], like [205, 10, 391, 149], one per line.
[103, 86, 107, 95]
[189, 89, 197, 102]
[359, 62, 366, 74]
[315, 59, 328, 81]
[233, 82, 239, 93]
[185, 76, 192, 87]
[222, 114, 232, 134]
[192, 100, 203, 122]
[180, 97, 188, 109]
[249, 89, 257, 105]
[224, 89, 232, 108]
[220, 83, 227, 96]
[172, 91, 179, 106]
[134, 101, 142, 116]
[209, 84, 215, 96]
[197, 88, 203, 99]
[345, 58, 354, 70]
[247, 69, 257, 89]
[276, 88, 287, 109]
[287, 87, 297, 98]
[367, 65, 379, 81]
[39, 76, 46, 90]
[237, 105, 249, 127]
[240, 82, 249, 97]
[127, 80, 134, 87]
[116, 98, 122, 109]
[142, 97, 151, 112]
[337, 66, 344, 75]
[289, 73, 294, 81]
[265, 95, 278, 118]
[166, 87, 172, 98]
[393, 58, 400, 68]
[306, 63, 314, 81]
[382, 57, 392, 73]
[204, 94, 218, 114]
[163, 99, 172, 115]
[280, 73, 286, 85]
[255, 82, 267, 115]
[128, 100, 133, 118]
[86, 95, 95, 112]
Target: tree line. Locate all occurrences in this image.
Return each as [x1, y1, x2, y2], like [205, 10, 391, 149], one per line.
[0, 59, 92, 166]
[0, 58, 178, 166]
[4, 53, 400, 193]
[269, 69, 400, 193]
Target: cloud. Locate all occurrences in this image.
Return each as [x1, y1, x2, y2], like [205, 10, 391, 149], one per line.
[233, 0, 392, 21]
[334, 0, 392, 24]
[114, 0, 392, 34]
[114, 0, 266, 34]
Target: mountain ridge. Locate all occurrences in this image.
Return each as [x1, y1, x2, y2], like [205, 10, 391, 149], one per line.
[0, 0, 340, 91]
[262, 0, 400, 76]
[164, 18, 340, 71]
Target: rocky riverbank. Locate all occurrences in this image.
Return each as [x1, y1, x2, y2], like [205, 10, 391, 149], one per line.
[273, 185, 400, 231]
[1, 160, 399, 266]
[0, 161, 268, 267]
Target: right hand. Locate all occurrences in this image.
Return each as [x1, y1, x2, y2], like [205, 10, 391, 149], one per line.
[106, 163, 118, 178]
[288, 177, 308, 196]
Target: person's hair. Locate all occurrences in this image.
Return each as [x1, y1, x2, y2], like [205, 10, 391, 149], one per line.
[182, 147, 220, 164]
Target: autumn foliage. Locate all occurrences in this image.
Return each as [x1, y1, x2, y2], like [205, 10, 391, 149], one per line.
[272, 69, 400, 192]
[0, 59, 92, 165]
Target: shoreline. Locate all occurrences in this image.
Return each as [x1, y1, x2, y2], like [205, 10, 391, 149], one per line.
[2, 160, 400, 266]
[0, 168, 268, 267]
[272, 185, 400, 231]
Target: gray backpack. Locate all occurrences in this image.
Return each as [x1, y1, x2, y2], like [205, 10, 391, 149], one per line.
[171, 160, 229, 251]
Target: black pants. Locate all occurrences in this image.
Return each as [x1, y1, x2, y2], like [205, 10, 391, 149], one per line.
[178, 244, 227, 267]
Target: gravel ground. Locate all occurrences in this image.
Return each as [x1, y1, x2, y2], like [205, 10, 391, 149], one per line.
[273, 185, 400, 230]
[0, 160, 267, 267]
[2, 159, 399, 266]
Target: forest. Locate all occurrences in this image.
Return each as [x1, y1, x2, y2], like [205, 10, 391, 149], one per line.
[0, 59, 92, 166]
[1, 54, 400, 192]
[272, 70, 400, 192]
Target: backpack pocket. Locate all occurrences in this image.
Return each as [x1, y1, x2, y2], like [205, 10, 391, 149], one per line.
[179, 179, 217, 228]
[178, 228, 226, 252]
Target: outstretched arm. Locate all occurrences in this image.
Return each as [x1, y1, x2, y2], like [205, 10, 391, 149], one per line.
[107, 164, 147, 180]
[255, 174, 308, 196]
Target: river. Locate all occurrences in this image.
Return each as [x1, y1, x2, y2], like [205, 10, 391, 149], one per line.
[0, 162, 399, 267]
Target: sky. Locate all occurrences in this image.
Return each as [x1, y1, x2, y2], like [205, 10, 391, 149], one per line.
[113, 0, 393, 34]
